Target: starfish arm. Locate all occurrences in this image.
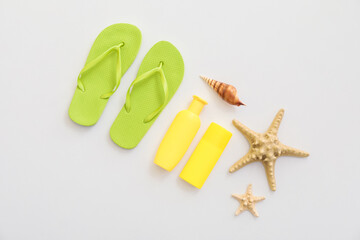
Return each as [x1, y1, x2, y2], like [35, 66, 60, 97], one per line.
[229, 152, 257, 173]
[246, 184, 253, 195]
[253, 196, 265, 203]
[280, 144, 309, 157]
[266, 109, 284, 135]
[248, 206, 259, 217]
[235, 205, 245, 216]
[232, 119, 259, 142]
[263, 161, 277, 191]
[231, 193, 244, 200]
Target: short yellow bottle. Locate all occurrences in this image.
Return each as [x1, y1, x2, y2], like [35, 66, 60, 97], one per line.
[154, 96, 207, 171]
[179, 123, 232, 189]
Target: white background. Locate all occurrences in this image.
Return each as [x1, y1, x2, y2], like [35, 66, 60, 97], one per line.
[0, 0, 359, 239]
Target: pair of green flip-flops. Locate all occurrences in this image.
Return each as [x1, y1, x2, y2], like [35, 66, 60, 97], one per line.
[68, 23, 185, 149]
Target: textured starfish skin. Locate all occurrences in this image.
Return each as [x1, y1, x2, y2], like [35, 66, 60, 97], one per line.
[229, 109, 309, 191]
[232, 184, 265, 217]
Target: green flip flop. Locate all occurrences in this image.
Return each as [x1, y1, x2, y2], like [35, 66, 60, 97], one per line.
[110, 41, 184, 149]
[69, 23, 142, 126]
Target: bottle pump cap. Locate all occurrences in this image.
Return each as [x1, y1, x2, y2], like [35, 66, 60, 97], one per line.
[188, 95, 207, 115]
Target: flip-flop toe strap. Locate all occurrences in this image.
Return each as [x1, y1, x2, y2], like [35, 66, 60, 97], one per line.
[77, 42, 124, 99]
[125, 61, 168, 123]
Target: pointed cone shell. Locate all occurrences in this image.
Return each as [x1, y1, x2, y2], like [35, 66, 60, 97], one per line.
[200, 76, 245, 106]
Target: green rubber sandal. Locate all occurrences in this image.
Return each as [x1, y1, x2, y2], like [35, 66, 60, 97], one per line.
[69, 23, 142, 126]
[110, 41, 184, 149]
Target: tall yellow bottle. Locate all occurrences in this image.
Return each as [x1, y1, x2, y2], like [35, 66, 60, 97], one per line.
[154, 95, 207, 171]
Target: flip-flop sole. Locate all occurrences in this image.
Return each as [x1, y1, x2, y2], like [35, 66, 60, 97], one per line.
[110, 41, 184, 149]
[69, 23, 142, 126]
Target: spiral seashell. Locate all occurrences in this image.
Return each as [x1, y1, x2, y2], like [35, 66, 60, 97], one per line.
[200, 75, 245, 106]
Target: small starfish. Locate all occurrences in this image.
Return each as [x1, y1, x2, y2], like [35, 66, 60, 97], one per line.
[232, 184, 265, 217]
[230, 109, 309, 191]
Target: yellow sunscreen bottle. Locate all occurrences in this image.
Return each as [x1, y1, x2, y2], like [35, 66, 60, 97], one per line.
[154, 95, 207, 171]
[179, 123, 232, 189]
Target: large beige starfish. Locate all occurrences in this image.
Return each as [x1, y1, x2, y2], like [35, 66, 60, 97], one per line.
[232, 184, 265, 217]
[230, 109, 309, 191]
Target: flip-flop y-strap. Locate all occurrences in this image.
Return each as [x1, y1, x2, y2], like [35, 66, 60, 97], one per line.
[77, 42, 124, 99]
[124, 61, 168, 123]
